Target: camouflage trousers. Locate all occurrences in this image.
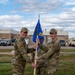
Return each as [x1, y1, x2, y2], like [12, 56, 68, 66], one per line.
[47, 65, 58, 75]
[36, 66, 47, 75]
[12, 59, 26, 75]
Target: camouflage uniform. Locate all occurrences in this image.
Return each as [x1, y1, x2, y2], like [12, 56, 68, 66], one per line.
[38, 28, 61, 75]
[12, 27, 35, 75]
[36, 49, 48, 75]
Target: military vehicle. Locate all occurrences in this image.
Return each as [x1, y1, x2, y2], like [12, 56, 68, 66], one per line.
[68, 38, 75, 46]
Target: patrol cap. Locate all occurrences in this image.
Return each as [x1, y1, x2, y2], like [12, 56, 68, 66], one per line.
[21, 27, 28, 33]
[50, 28, 57, 34]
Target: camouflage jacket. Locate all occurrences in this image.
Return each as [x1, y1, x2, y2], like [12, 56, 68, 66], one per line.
[13, 37, 35, 63]
[38, 38, 61, 66]
[36, 48, 48, 66]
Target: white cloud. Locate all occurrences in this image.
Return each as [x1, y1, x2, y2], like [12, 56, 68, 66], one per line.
[72, 7, 75, 11]
[69, 32, 75, 38]
[39, 10, 75, 38]
[0, 11, 75, 38]
[0, 0, 8, 4]
[0, 0, 75, 38]
[14, 0, 65, 14]
[0, 15, 37, 30]
[0, 15, 24, 28]
[65, 1, 75, 6]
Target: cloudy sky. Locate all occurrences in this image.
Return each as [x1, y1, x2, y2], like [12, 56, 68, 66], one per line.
[0, 0, 75, 38]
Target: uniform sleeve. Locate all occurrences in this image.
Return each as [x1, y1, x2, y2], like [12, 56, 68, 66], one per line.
[38, 43, 48, 52]
[38, 42, 60, 59]
[27, 48, 35, 53]
[17, 41, 31, 63]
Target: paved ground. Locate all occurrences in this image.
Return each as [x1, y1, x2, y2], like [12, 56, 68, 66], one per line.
[0, 52, 75, 55]
[61, 46, 75, 49]
[0, 52, 12, 55]
[0, 46, 75, 55]
[0, 45, 75, 49]
[0, 46, 14, 49]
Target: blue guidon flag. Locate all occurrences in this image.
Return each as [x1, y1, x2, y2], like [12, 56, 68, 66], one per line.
[32, 19, 44, 44]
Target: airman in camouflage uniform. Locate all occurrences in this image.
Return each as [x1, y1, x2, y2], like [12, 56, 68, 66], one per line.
[12, 27, 35, 75]
[36, 28, 61, 75]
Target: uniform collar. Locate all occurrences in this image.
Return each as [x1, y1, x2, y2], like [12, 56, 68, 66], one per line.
[19, 36, 25, 40]
[52, 38, 57, 43]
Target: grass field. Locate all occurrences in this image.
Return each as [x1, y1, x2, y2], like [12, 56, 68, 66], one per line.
[0, 63, 33, 75]
[0, 49, 12, 52]
[61, 49, 75, 52]
[0, 49, 75, 52]
[0, 48, 75, 75]
[0, 61, 75, 75]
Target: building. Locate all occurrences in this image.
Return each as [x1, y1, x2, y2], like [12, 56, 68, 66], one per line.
[0, 28, 19, 40]
[28, 29, 68, 45]
[0, 28, 68, 45]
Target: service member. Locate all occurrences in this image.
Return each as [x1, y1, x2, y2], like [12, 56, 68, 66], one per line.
[12, 27, 35, 75]
[35, 28, 61, 75]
